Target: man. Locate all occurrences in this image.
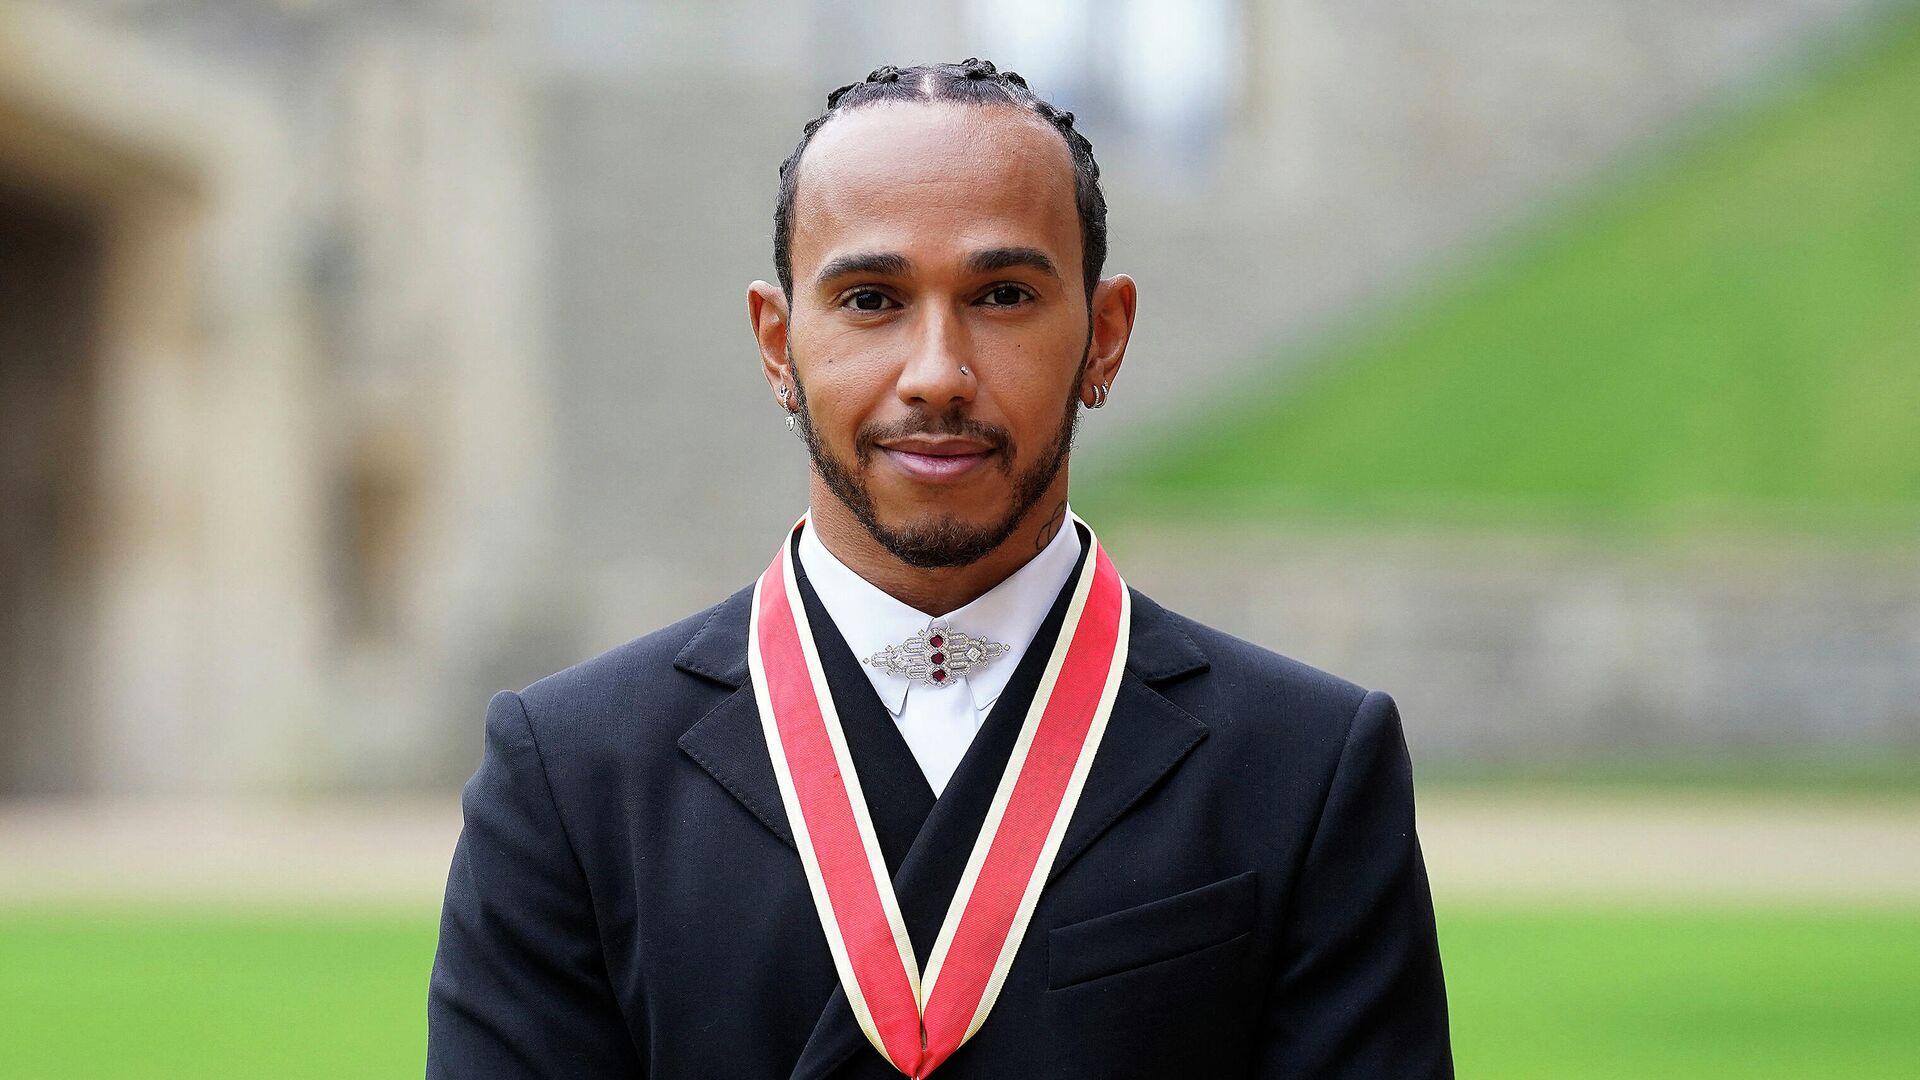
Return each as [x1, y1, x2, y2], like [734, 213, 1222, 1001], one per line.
[428, 59, 1451, 1079]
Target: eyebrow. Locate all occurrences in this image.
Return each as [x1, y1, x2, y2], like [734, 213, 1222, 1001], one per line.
[812, 246, 1062, 288]
[967, 246, 1059, 279]
[815, 251, 911, 286]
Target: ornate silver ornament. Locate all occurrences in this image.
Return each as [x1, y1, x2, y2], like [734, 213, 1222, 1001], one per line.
[864, 624, 1009, 687]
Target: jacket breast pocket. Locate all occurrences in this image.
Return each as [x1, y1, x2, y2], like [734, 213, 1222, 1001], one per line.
[1046, 870, 1259, 991]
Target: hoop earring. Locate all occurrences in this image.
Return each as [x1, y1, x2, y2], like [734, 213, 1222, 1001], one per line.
[1089, 382, 1110, 409]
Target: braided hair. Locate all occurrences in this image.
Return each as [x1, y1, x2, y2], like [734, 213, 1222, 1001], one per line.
[773, 58, 1107, 302]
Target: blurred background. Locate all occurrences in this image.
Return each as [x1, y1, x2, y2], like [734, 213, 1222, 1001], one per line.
[0, 0, 1915, 1075]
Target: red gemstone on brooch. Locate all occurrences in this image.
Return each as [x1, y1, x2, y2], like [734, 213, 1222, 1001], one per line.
[928, 634, 944, 649]
[930, 651, 945, 665]
[930, 669, 947, 683]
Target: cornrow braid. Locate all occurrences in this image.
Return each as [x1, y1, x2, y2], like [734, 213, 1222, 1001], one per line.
[773, 58, 1108, 302]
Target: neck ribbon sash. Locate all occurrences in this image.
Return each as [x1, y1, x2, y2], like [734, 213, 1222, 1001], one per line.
[747, 514, 1130, 1076]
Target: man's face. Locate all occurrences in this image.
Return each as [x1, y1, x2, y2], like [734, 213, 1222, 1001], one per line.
[781, 102, 1091, 568]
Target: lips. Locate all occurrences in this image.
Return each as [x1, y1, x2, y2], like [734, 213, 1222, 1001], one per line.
[877, 439, 997, 482]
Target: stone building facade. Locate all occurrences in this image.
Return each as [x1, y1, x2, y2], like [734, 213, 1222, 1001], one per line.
[0, 0, 1897, 794]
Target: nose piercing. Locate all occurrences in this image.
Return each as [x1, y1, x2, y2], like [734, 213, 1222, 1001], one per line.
[959, 365, 971, 377]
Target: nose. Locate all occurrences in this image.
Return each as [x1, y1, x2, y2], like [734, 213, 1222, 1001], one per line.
[894, 303, 975, 411]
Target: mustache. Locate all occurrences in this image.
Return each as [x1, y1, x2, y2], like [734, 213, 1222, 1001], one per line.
[854, 410, 1013, 464]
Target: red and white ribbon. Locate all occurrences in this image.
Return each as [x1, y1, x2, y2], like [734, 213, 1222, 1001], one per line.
[748, 513, 1130, 1077]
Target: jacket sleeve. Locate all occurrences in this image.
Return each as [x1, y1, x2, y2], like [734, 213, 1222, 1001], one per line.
[1251, 689, 1454, 1079]
[427, 689, 643, 1078]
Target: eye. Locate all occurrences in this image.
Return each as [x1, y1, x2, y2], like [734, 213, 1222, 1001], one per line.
[980, 284, 1035, 307]
[841, 288, 897, 312]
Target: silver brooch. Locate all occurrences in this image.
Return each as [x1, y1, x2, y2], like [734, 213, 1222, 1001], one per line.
[864, 624, 1009, 688]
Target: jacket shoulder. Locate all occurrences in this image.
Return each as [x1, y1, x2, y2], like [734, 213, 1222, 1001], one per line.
[1134, 590, 1376, 749]
[509, 585, 751, 743]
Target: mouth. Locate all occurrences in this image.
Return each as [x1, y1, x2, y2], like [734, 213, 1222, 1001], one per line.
[875, 438, 999, 482]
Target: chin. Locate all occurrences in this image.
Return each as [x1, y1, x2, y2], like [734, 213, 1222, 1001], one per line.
[872, 502, 999, 538]
[871, 480, 1010, 529]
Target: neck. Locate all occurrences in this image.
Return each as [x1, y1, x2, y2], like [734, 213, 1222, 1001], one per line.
[805, 481, 1072, 617]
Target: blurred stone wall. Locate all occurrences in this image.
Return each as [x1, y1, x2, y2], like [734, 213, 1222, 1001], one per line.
[1117, 527, 1920, 764]
[0, 0, 1902, 795]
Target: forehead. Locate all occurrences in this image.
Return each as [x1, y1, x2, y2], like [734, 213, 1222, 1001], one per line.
[790, 101, 1081, 281]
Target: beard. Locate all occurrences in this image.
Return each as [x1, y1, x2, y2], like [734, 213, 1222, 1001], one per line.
[791, 351, 1084, 570]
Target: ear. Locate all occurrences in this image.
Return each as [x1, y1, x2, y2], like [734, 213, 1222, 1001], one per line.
[748, 280, 794, 407]
[1080, 273, 1137, 407]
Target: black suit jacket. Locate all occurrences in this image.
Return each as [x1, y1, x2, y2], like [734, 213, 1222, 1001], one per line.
[427, 541, 1452, 1079]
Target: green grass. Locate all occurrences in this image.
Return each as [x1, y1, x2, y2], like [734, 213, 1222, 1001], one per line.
[1083, 5, 1920, 542]
[3, 906, 1918, 1077]
[0, 909, 438, 1079]
[1441, 908, 1920, 1079]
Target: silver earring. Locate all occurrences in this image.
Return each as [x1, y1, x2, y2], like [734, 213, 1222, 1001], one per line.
[778, 384, 800, 433]
[1090, 382, 1109, 409]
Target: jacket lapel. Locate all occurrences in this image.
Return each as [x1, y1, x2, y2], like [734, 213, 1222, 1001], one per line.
[674, 588, 795, 849]
[673, 561, 945, 867]
[1049, 589, 1210, 885]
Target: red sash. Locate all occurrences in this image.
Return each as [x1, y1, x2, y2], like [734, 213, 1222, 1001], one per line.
[747, 514, 1130, 1076]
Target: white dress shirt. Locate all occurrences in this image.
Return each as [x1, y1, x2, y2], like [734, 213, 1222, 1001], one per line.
[797, 510, 1083, 797]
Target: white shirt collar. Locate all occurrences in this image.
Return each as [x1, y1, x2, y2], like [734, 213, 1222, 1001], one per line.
[796, 508, 1084, 717]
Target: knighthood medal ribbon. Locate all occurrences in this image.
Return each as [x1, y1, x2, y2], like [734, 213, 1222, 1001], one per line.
[747, 512, 1130, 1077]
